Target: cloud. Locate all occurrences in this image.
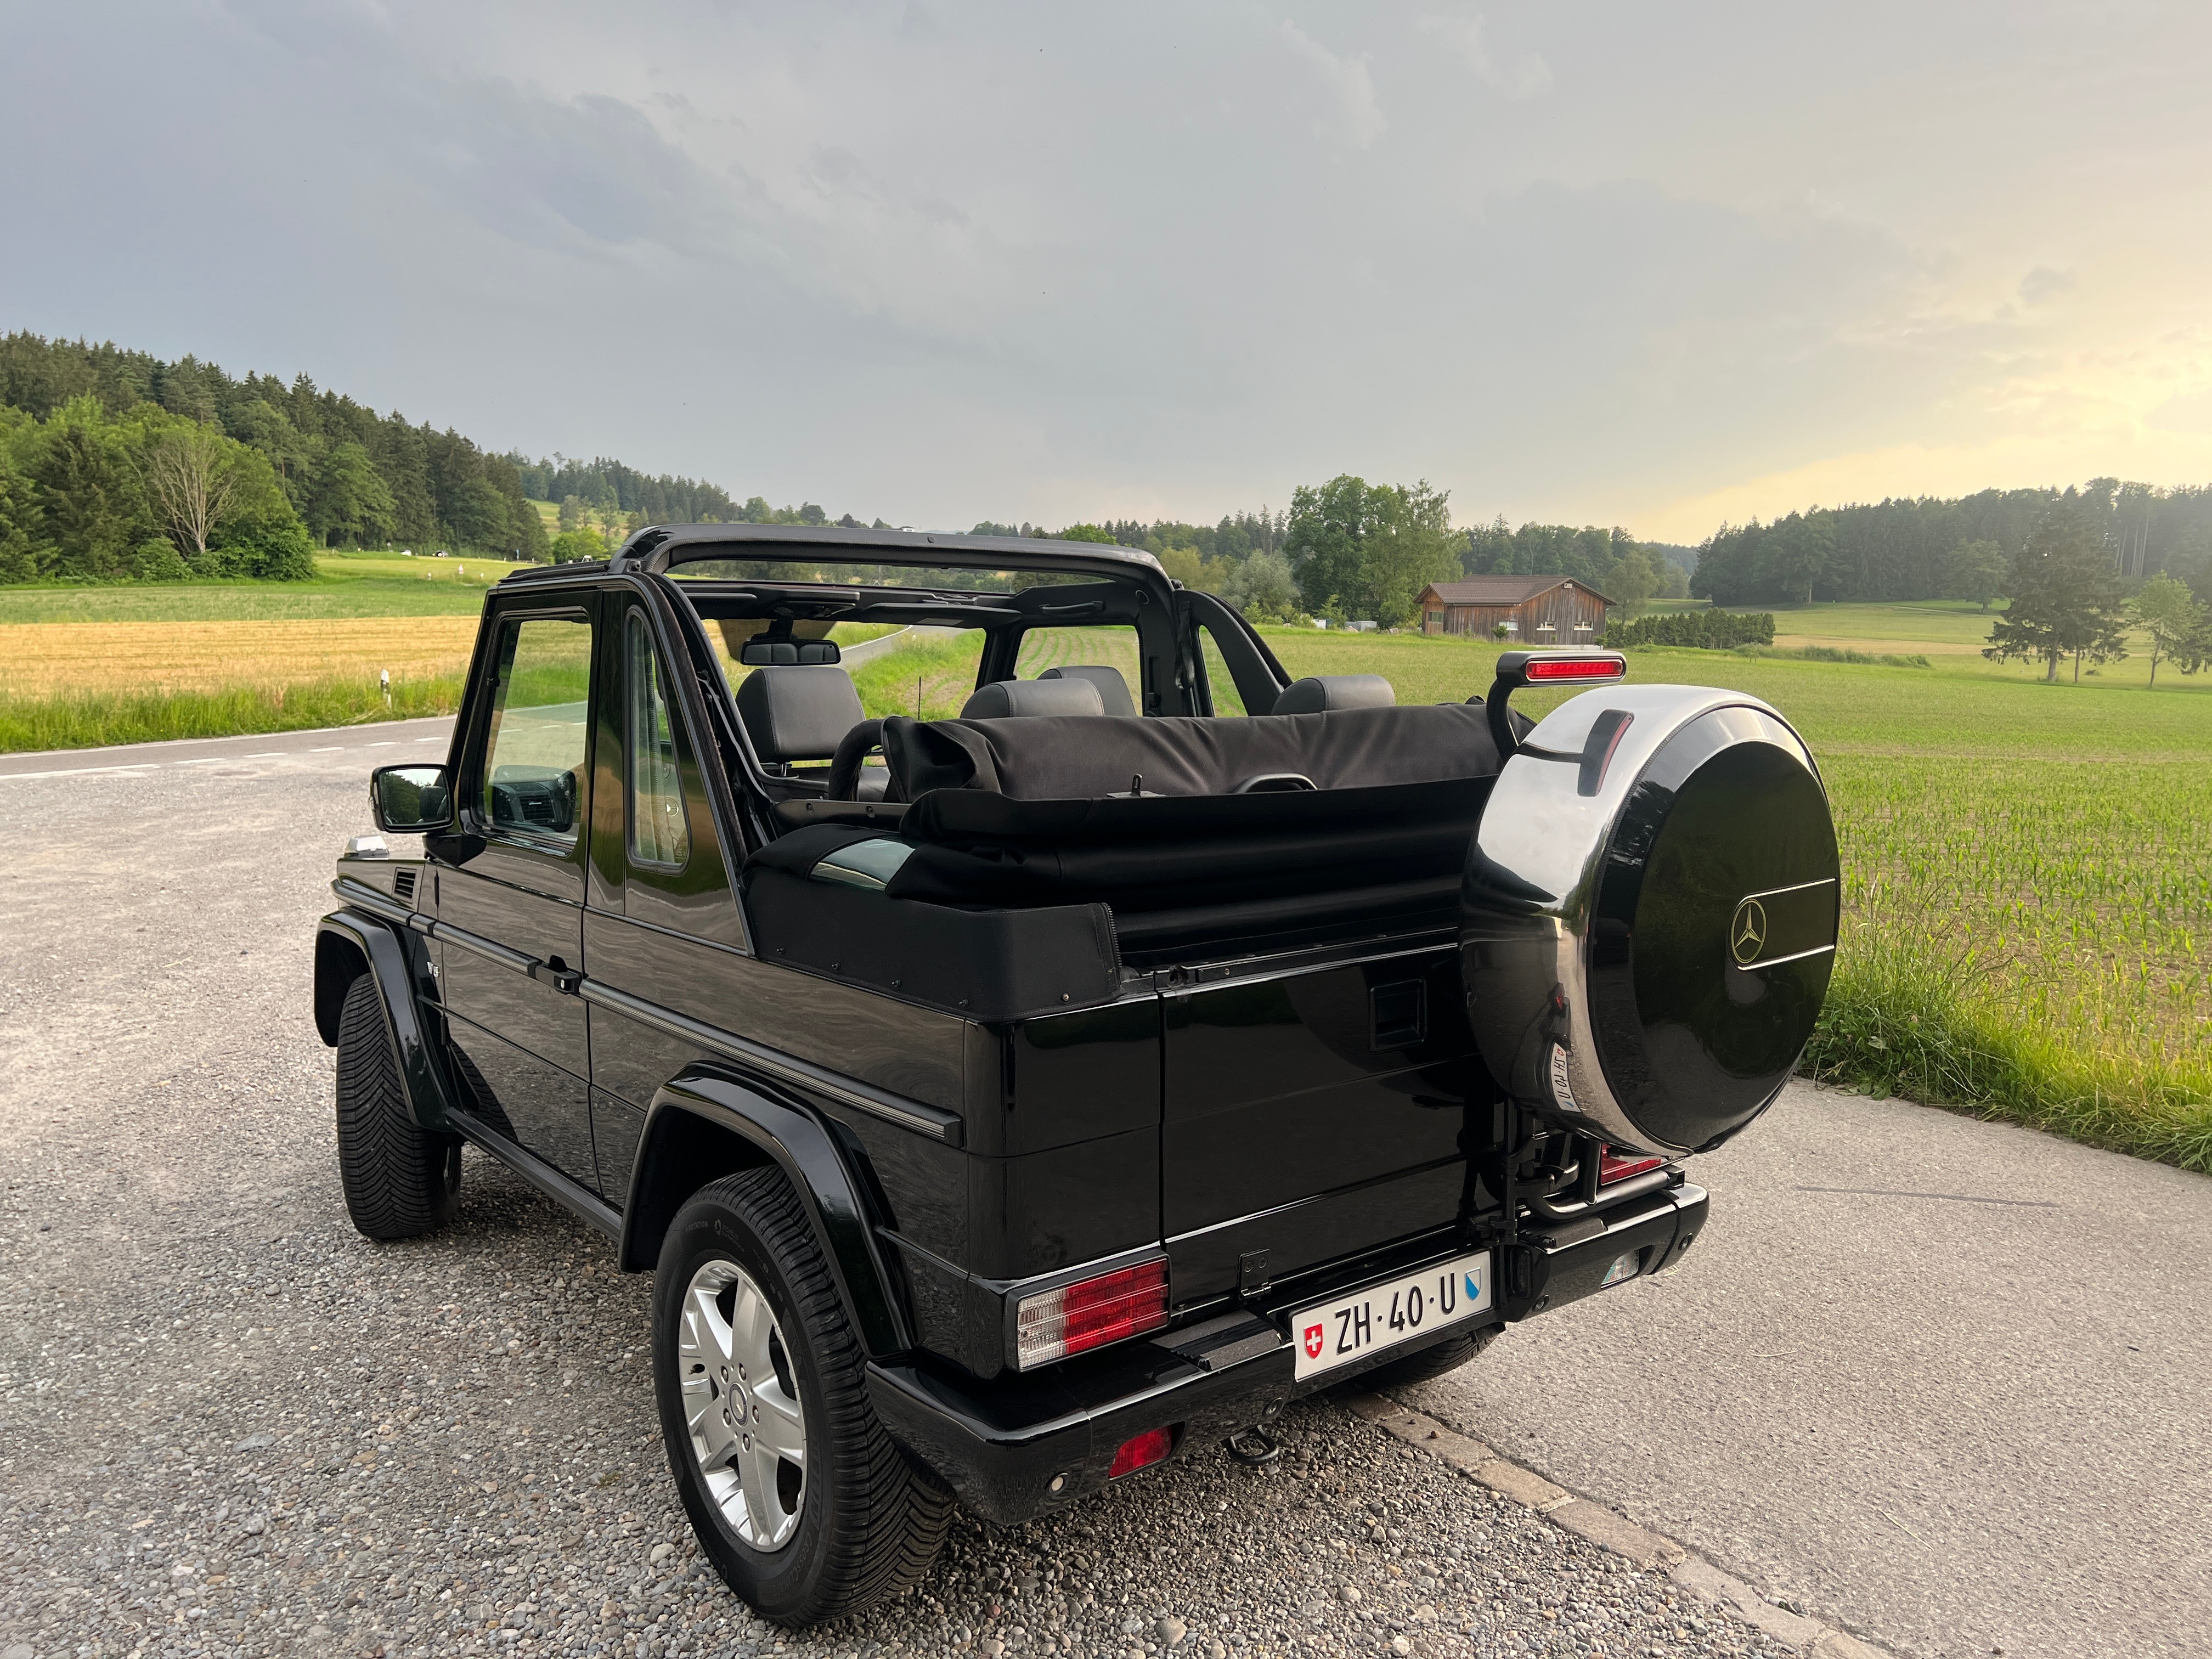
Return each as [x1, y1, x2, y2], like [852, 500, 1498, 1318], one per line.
[1415, 13, 1552, 99]
[2148, 385, 2212, 434]
[421, 82, 744, 258]
[1280, 21, 1386, 149]
[5, 1, 2210, 537]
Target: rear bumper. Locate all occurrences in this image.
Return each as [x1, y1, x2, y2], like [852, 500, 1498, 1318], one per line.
[871, 1181, 1707, 1525]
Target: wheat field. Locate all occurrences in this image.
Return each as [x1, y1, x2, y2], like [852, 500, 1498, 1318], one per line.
[0, 618, 483, 698]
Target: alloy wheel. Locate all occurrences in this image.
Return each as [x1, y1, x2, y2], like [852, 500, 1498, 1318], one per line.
[676, 1258, 807, 1550]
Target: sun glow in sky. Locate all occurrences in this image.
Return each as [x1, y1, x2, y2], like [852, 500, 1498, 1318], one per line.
[5, 2, 2209, 543]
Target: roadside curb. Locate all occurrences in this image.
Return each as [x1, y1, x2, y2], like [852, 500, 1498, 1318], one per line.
[1345, 1395, 1895, 1659]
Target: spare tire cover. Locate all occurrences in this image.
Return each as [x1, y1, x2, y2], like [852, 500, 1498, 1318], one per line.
[1462, 688, 1840, 1155]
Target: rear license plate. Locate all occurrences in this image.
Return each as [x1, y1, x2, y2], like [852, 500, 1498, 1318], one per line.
[1290, 1252, 1493, 1381]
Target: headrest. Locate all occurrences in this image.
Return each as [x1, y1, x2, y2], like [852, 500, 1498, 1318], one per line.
[734, 665, 865, 761]
[960, 677, 1107, 720]
[1041, 664, 1137, 716]
[741, 639, 842, 666]
[1271, 674, 1395, 715]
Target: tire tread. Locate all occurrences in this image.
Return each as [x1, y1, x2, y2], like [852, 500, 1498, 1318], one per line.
[334, 974, 458, 1240]
[674, 1169, 952, 1622]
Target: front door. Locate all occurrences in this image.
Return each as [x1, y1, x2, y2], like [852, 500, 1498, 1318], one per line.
[582, 602, 748, 1204]
[437, 603, 599, 1193]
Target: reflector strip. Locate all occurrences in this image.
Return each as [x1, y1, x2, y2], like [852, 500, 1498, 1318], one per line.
[1108, 1425, 1176, 1479]
[1599, 1145, 1665, 1183]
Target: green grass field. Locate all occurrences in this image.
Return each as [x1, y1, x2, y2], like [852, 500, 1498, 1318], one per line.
[1711, 596, 2199, 690]
[0, 555, 531, 622]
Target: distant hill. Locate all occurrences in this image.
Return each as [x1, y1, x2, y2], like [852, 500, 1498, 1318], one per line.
[0, 331, 882, 561]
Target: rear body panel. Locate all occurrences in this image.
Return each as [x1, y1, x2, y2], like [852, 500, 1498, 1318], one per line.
[1161, 943, 1492, 1304]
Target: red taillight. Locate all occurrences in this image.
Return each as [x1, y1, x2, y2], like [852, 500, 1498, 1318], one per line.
[1108, 1425, 1176, 1479]
[1014, 1259, 1170, 1369]
[1599, 1144, 1665, 1183]
[1523, 654, 1629, 684]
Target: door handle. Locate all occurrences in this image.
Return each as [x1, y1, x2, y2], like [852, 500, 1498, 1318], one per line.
[528, 958, 583, 995]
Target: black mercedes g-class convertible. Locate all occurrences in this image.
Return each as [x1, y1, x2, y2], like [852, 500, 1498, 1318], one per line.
[314, 524, 1839, 1625]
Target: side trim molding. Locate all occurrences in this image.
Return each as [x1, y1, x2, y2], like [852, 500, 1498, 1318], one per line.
[331, 875, 413, 927]
[580, 977, 964, 1147]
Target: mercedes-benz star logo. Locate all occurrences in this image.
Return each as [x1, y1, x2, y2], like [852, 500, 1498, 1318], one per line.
[1730, 897, 1768, 965]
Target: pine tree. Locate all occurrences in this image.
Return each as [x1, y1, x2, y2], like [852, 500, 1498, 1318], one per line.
[1983, 502, 2129, 683]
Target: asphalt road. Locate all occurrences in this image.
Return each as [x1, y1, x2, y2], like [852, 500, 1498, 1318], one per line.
[0, 715, 458, 778]
[1409, 1089, 2212, 1659]
[4, 721, 2204, 1659]
[0, 726, 1786, 1659]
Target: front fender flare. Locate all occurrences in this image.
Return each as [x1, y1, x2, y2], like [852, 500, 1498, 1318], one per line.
[621, 1066, 912, 1362]
[314, 909, 456, 1132]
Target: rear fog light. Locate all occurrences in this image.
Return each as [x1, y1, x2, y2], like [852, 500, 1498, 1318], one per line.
[1599, 1145, 1664, 1184]
[1015, 1258, 1170, 1369]
[1108, 1425, 1177, 1479]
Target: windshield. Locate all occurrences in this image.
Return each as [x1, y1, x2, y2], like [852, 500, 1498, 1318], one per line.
[670, 556, 1092, 594]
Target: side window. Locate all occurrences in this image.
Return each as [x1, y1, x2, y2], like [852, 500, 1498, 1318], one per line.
[1197, 628, 1250, 716]
[481, 615, 592, 843]
[625, 612, 689, 868]
[1014, 625, 1143, 710]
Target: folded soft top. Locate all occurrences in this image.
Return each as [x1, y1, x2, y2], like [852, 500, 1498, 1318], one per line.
[746, 701, 1523, 966]
[879, 701, 1507, 801]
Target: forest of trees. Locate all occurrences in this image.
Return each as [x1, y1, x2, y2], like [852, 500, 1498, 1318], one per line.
[512, 455, 739, 528]
[0, 332, 913, 583]
[1690, 481, 2212, 608]
[1028, 492, 1697, 628]
[0, 332, 553, 572]
[14, 326, 2210, 642]
[0, 397, 316, 584]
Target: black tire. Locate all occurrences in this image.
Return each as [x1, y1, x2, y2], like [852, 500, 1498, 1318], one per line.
[653, 1168, 952, 1627]
[1351, 1323, 1500, 1392]
[334, 973, 461, 1240]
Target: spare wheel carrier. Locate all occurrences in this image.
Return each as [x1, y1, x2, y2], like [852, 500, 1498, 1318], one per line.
[1461, 684, 1841, 1156]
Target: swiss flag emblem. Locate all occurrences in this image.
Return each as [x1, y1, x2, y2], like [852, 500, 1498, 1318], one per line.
[1303, 1323, 1325, 1359]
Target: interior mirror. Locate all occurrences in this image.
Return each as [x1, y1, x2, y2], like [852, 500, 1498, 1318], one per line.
[370, 764, 454, 833]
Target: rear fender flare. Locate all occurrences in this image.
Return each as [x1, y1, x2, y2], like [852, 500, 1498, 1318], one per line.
[620, 1066, 912, 1361]
[314, 910, 455, 1132]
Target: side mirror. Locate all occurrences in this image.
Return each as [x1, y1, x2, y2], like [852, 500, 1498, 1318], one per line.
[370, 764, 454, 833]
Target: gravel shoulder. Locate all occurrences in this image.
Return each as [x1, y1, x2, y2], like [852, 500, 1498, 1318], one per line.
[7, 743, 1795, 1659]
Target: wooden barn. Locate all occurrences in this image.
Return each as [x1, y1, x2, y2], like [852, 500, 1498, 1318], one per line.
[1418, 576, 1613, 642]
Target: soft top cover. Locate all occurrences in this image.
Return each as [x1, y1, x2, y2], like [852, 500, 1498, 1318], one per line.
[755, 775, 1494, 916]
[881, 701, 1504, 802]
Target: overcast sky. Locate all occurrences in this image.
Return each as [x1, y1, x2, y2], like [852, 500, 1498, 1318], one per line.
[4, 1, 2209, 541]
